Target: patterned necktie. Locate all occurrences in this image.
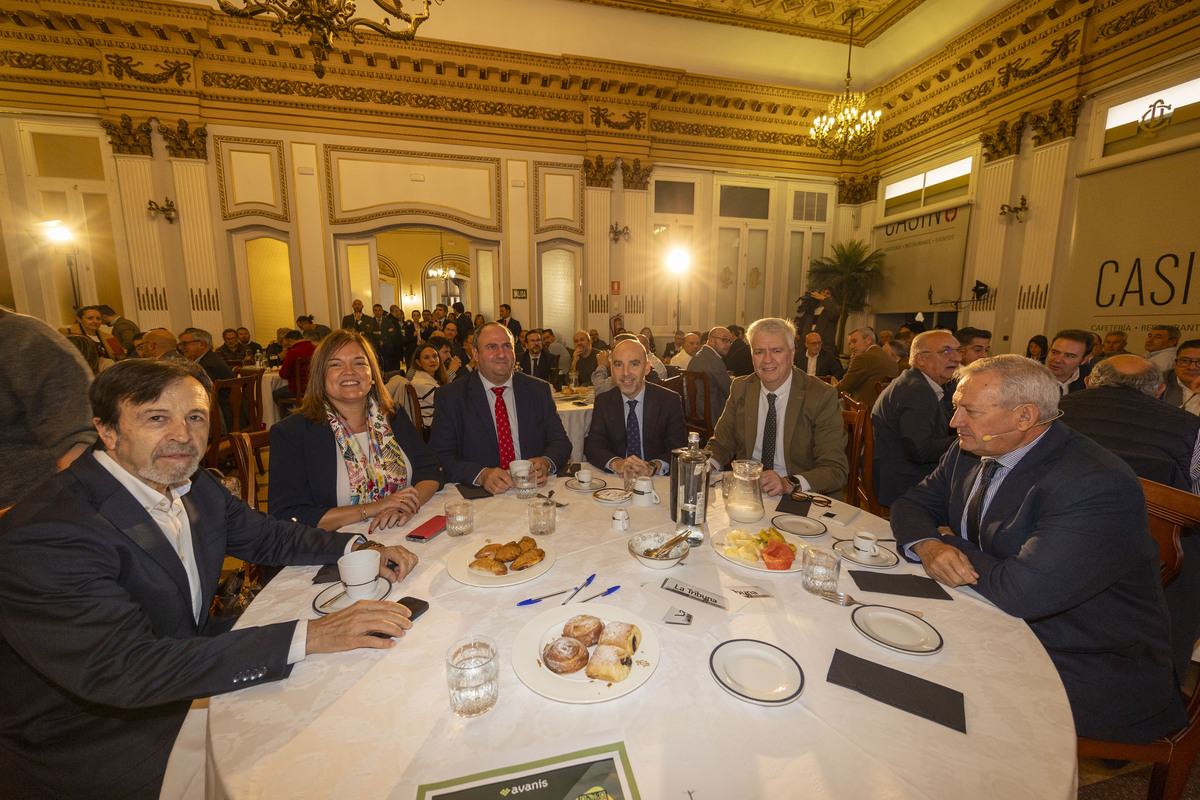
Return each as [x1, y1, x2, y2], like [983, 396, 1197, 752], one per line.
[967, 458, 1000, 545]
[761, 393, 777, 473]
[626, 399, 642, 459]
[492, 387, 515, 469]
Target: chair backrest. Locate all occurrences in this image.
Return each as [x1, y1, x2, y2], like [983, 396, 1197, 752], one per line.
[294, 357, 312, 396]
[661, 374, 684, 402]
[855, 410, 889, 518]
[874, 377, 894, 398]
[405, 383, 425, 437]
[213, 374, 264, 435]
[226, 432, 256, 507]
[1140, 477, 1200, 586]
[680, 370, 714, 440]
[840, 394, 866, 506]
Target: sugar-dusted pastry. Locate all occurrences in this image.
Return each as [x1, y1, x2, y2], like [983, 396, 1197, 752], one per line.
[468, 557, 507, 576]
[474, 543, 501, 559]
[494, 542, 522, 562]
[585, 644, 633, 682]
[598, 622, 641, 654]
[510, 548, 545, 571]
[517, 536, 537, 552]
[562, 614, 603, 647]
[542, 637, 588, 674]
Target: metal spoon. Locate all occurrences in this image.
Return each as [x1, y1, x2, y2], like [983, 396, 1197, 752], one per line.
[648, 529, 691, 559]
[538, 490, 567, 508]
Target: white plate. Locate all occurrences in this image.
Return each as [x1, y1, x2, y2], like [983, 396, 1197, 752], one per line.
[833, 539, 900, 569]
[770, 514, 828, 537]
[709, 639, 804, 706]
[592, 488, 633, 505]
[564, 477, 607, 493]
[312, 576, 392, 616]
[851, 605, 944, 656]
[709, 526, 804, 573]
[511, 602, 659, 704]
[446, 539, 557, 588]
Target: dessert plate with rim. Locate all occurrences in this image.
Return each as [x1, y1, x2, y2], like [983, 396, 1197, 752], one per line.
[710, 526, 805, 573]
[511, 602, 659, 704]
[709, 639, 804, 706]
[851, 605, 944, 656]
[769, 513, 827, 537]
[564, 477, 607, 492]
[312, 576, 391, 615]
[832, 539, 900, 569]
[446, 539, 556, 588]
[592, 488, 633, 505]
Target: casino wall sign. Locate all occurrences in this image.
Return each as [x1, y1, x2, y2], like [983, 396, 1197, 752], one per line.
[1094, 251, 1198, 308]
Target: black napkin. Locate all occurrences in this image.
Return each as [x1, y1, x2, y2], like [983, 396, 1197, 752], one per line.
[848, 570, 953, 600]
[313, 563, 339, 584]
[456, 483, 493, 499]
[826, 649, 966, 733]
[775, 494, 812, 516]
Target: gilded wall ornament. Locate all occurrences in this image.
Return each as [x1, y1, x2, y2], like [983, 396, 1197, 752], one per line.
[590, 107, 647, 131]
[158, 119, 208, 160]
[620, 157, 652, 190]
[996, 31, 1079, 89]
[836, 174, 879, 205]
[980, 113, 1027, 162]
[584, 155, 617, 188]
[0, 50, 101, 74]
[105, 54, 191, 86]
[881, 80, 995, 143]
[650, 118, 810, 147]
[1096, 0, 1191, 40]
[1028, 96, 1084, 146]
[101, 114, 153, 156]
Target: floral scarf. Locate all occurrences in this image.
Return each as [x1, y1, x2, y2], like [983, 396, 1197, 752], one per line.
[327, 398, 409, 505]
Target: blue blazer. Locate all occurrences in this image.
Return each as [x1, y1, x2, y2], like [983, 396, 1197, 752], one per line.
[870, 367, 956, 506]
[430, 371, 571, 485]
[584, 382, 687, 470]
[268, 407, 443, 527]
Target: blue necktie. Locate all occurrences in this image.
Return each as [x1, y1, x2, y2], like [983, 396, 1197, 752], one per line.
[626, 399, 642, 459]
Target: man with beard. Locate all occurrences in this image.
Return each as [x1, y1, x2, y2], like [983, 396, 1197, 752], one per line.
[0, 359, 420, 800]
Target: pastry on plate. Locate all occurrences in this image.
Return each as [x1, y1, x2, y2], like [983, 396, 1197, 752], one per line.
[468, 557, 507, 576]
[562, 614, 602, 647]
[517, 536, 537, 552]
[474, 543, 501, 559]
[494, 542, 522, 563]
[542, 637, 588, 674]
[585, 644, 633, 682]
[510, 548, 545, 571]
[598, 622, 641, 654]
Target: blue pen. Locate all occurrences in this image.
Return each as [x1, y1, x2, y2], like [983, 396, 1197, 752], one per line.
[516, 588, 574, 607]
[562, 573, 596, 605]
[580, 585, 620, 603]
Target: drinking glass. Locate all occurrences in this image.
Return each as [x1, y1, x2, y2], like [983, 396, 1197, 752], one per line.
[445, 635, 498, 718]
[513, 471, 538, 499]
[802, 546, 841, 595]
[445, 500, 473, 537]
[528, 497, 556, 535]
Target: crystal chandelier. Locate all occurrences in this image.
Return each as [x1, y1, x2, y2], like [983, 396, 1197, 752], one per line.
[218, 0, 442, 79]
[808, 9, 881, 161]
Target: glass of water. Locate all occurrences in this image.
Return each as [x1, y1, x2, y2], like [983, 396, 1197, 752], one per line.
[528, 497, 556, 535]
[445, 635, 498, 718]
[445, 500, 473, 537]
[802, 546, 841, 595]
[513, 470, 538, 499]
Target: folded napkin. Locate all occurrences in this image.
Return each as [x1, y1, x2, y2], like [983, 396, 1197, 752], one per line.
[826, 649, 966, 733]
[313, 563, 339, 584]
[847, 570, 953, 600]
[455, 483, 493, 499]
[775, 494, 812, 516]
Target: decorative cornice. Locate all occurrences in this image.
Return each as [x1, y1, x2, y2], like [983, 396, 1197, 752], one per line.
[105, 54, 192, 86]
[980, 113, 1028, 163]
[996, 31, 1080, 88]
[881, 80, 996, 144]
[583, 154, 617, 188]
[1096, 0, 1191, 40]
[0, 49, 101, 75]
[620, 157, 652, 191]
[1028, 96, 1085, 146]
[158, 119, 208, 160]
[649, 118, 809, 148]
[590, 106, 647, 131]
[101, 114, 153, 156]
[836, 174, 879, 206]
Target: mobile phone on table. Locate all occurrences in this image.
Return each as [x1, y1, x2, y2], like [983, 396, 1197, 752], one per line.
[405, 515, 446, 542]
[368, 596, 428, 637]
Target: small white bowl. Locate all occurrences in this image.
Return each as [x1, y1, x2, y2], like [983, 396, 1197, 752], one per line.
[628, 532, 690, 569]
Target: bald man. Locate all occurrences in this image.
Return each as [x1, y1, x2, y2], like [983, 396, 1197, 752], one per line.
[686, 327, 734, 423]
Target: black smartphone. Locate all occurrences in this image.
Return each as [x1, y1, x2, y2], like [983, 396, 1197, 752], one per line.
[368, 596, 429, 638]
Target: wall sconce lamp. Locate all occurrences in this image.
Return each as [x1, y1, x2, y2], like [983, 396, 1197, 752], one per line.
[609, 222, 630, 243]
[999, 195, 1028, 222]
[147, 198, 178, 223]
[971, 280, 990, 301]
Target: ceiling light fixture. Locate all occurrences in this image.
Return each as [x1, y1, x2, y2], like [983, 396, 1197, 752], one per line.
[217, 0, 441, 78]
[808, 8, 882, 161]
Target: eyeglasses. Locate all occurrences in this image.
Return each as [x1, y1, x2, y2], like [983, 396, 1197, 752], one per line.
[918, 348, 959, 357]
[790, 490, 832, 507]
[1177, 358, 1200, 368]
[711, 336, 734, 344]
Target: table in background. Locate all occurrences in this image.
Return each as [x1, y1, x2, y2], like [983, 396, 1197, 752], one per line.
[205, 477, 1077, 800]
[258, 370, 284, 428]
[554, 395, 593, 462]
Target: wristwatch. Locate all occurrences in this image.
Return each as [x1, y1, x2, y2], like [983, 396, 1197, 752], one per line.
[353, 536, 386, 551]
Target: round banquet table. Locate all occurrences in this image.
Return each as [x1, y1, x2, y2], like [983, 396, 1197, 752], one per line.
[553, 395, 593, 462]
[205, 475, 1078, 800]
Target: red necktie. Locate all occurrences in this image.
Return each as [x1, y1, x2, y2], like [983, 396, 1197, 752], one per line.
[492, 387, 515, 469]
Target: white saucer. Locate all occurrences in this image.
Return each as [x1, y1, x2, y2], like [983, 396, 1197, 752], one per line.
[770, 514, 828, 538]
[833, 539, 900, 569]
[592, 488, 633, 505]
[851, 605, 943, 656]
[312, 576, 391, 616]
[709, 639, 804, 706]
[565, 477, 607, 493]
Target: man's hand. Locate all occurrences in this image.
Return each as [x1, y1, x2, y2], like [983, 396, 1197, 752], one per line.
[911, 538, 978, 587]
[613, 455, 653, 479]
[761, 470, 789, 497]
[531, 457, 553, 486]
[479, 467, 515, 495]
[595, 349, 609, 370]
[376, 543, 419, 583]
[306, 600, 413, 654]
[448, 355, 462, 373]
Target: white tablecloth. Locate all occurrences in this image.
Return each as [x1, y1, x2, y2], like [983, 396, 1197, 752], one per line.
[205, 478, 1077, 800]
[554, 396, 593, 462]
[259, 370, 284, 429]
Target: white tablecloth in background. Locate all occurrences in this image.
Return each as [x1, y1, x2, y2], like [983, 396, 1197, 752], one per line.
[204, 477, 1077, 800]
[259, 370, 284, 429]
[554, 396, 593, 462]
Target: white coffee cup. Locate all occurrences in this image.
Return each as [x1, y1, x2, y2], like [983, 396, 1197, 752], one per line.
[338, 549, 381, 601]
[576, 468, 593, 486]
[633, 476, 660, 506]
[508, 459, 532, 477]
[852, 531, 878, 558]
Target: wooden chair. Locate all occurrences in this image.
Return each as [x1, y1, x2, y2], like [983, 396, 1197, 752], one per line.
[855, 410, 889, 519]
[680, 370, 715, 441]
[1075, 478, 1200, 800]
[226, 432, 258, 508]
[405, 383, 427, 441]
[276, 357, 311, 418]
[661, 374, 684, 404]
[205, 374, 264, 468]
[874, 377, 894, 398]
[839, 394, 866, 507]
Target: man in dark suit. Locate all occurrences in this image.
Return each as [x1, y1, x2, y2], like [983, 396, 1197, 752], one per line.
[871, 330, 962, 506]
[794, 287, 839, 354]
[496, 303, 521, 338]
[893, 354, 1185, 744]
[1046, 329, 1092, 395]
[517, 328, 554, 382]
[366, 303, 400, 371]
[1162, 338, 1200, 414]
[341, 299, 373, 336]
[794, 332, 844, 380]
[0, 359, 419, 800]
[584, 339, 687, 476]
[431, 322, 571, 493]
[836, 326, 899, 410]
[688, 326, 734, 424]
[705, 318, 847, 495]
[724, 324, 754, 377]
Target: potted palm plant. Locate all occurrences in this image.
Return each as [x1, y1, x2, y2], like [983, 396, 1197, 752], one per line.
[803, 240, 886, 353]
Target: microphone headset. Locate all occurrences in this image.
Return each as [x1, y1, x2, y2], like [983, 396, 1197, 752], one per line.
[979, 410, 1065, 442]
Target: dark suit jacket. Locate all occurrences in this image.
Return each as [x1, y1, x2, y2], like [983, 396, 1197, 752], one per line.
[0, 452, 353, 799]
[871, 368, 956, 506]
[705, 367, 847, 494]
[498, 316, 522, 338]
[795, 297, 839, 352]
[268, 407, 444, 527]
[518, 350, 555, 382]
[687, 345, 732, 424]
[892, 423, 1186, 743]
[837, 345, 899, 409]
[793, 348, 845, 380]
[724, 338, 753, 377]
[341, 313, 374, 337]
[584, 383, 687, 470]
[1162, 371, 1191, 408]
[429, 371, 571, 484]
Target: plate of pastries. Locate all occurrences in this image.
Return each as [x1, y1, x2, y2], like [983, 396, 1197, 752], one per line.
[511, 603, 660, 703]
[446, 537, 555, 587]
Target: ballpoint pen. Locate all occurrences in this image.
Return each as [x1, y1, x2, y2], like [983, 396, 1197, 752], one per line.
[580, 585, 619, 603]
[319, 590, 346, 609]
[516, 588, 573, 607]
[562, 573, 596, 605]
